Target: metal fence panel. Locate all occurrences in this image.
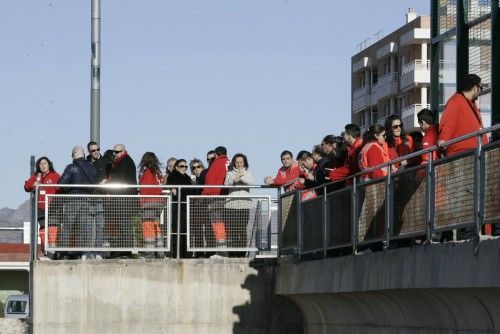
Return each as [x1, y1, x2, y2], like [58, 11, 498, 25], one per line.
[186, 195, 270, 252]
[392, 166, 427, 238]
[434, 153, 475, 230]
[484, 144, 500, 224]
[301, 196, 323, 254]
[279, 192, 299, 251]
[326, 187, 352, 249]
[356, 179, 386, 243]
[44, 194, 171, 253]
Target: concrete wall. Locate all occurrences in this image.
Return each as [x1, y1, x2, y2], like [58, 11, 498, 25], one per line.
[275, 239, 500, 333]
[33, 258, 302, 334]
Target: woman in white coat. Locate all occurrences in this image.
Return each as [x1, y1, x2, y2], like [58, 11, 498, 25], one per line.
[224, 153, 254, 250]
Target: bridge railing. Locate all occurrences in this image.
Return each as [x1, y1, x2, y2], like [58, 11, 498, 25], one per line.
[31, 184, 277, 259]
[279, 124, 500, 258]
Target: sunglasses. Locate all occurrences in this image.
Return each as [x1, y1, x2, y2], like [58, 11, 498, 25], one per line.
[192, 165, 202, 169]
[113, 150, 122, 154]
[177, 165, 188, 169]
[477, 84, 483, 92]
[90, 148, 100, 153]
[392, 124, 402, 129]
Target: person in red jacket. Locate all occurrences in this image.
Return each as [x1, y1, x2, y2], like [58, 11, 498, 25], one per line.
[138, 152, 165, 257]
[329, 124, 364, 184]
[24, 156, 60, 253]
[263, 150, 300, 191]
[417, 108, 439, 164]
[438, 74, 488, 156]
[385, 115, 414, 168]
[202, 146, 230, 255]
[358, 124, 392, 180]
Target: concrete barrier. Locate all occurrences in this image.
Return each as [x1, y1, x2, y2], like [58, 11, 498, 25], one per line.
[275, 238, 500, 333]
[33, 258, 302, 334]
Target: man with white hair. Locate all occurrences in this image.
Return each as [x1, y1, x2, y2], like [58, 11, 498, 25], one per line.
[107, 143, 137, 256]
[58, 145, 98, 259]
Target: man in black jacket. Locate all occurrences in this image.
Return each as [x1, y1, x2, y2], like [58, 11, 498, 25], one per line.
[108, 143, 138, 253]
[58, 145, 98, 259]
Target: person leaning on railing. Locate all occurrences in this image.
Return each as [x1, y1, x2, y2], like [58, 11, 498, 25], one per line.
[358, 124, 394, 180]
[417, 108, 439, 164]
[437, 74, 488, 157]
[328, 124, 364, 185]
[24, 156, 60, 255]
[263, 150, 300, 192]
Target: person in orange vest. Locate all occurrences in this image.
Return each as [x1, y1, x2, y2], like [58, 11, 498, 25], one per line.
[24, 157, 60, 258]
[138, 152, 165, 258]
[263, 150, 300, 191]
[437, 74, 488, 156]
[358, 124, 393, 180]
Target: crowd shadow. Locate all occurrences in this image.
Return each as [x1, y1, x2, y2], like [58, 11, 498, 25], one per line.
[232, 260, 303, 334]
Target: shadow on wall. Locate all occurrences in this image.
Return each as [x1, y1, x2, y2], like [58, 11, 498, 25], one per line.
[232, 260, 304, 334]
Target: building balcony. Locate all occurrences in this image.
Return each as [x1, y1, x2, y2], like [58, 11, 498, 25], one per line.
[371, 72, 398, 102]
[376, 42, 397, 60]
[400, 60, 430, 91]
[400, 28, 431, 47]
[352, 57, 371, 73]
[401, 103, 430, 129]
[352, 86, 371, 113]
[377, 115, 391, 127]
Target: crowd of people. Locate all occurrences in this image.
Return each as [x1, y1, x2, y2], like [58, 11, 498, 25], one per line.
[24, 73, 495, 259]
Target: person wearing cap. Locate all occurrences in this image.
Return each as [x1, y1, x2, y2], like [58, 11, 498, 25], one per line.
[58, 145, 98, 259]
[438, 73, 488, 156]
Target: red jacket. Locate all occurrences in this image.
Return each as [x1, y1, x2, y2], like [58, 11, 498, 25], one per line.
[329, 137, 364, 182]
[359, 141, 391, 180]
[139, 168, 164, 206]
[421, 125, 439, 164]
[273, 162, 300, 189]
[24, 171, 60, 209]
[202, 155, 230, 195]
[439, 92, 488, 156]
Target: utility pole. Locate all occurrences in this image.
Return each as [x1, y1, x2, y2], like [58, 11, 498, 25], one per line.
[90, 0, 101, 143]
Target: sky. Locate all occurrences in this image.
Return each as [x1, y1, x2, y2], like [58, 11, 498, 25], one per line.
[1, 0, 429, 209]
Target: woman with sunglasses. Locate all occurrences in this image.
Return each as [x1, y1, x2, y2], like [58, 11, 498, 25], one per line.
[359, 124, 393, 180]
[384, 115, 414, 168]
[167, 159, 195, 257]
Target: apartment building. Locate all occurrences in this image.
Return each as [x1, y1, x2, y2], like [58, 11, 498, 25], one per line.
[351, 9, 430, 133]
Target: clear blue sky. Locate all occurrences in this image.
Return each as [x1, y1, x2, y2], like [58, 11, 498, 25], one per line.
[1, 0, 429, 209]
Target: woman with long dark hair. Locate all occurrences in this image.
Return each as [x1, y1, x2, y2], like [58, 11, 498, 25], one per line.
[24, 157, 60, 254]
[138, 152, 164, 257]
[384, 115, 414, 167]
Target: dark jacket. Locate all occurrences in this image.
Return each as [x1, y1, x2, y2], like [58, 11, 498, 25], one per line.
[58, 158, 98, 194]
[87, 149, 114, 183]
[109, 152, 137, 195]
[167, 170, 194, 202]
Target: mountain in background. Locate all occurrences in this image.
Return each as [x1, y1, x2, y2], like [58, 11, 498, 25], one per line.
[0, 200, 31, 227]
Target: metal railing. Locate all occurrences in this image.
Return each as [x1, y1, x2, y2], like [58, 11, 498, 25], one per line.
[31, 184, 277, 259]
[279, 123, 500, 258]
[402, 59, 430, 75]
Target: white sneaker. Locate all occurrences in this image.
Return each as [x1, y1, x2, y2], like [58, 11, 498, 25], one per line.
[95, 254, 103, 260]
[38, 256, 51, 261]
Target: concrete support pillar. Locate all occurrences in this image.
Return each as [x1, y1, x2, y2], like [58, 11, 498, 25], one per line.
[390, 98, 396, 115]
[390, 55, 396, 73]
[364, 69, 370, 88]
[421, 43, 428, 62]
[421, 87, 428, 106]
